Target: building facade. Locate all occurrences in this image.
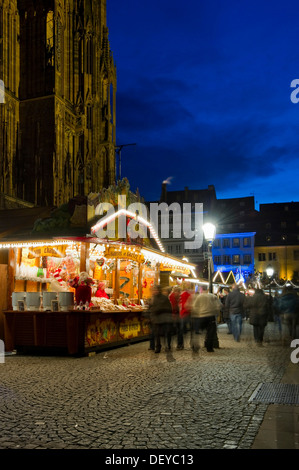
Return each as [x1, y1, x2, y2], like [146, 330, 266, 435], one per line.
[212, 231, 256, 282]
[149, 184, 261, 281]
[0, 0, 116, 207]
[254, 202, 299, 282]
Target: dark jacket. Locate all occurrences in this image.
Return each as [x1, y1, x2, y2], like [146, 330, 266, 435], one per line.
[244, 290, 269, 326]
[225, 288, 245, 316]
[149, 293, 173, 325]
[278, 290, 299, 315]
[220, 294, 229, 321]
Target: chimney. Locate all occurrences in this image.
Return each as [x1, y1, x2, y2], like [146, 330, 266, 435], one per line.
[160, 182, 167, 202]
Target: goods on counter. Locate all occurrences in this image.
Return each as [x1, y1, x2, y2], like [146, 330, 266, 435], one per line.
[91, 297, 117, 311]
[91, 297, 144, 312]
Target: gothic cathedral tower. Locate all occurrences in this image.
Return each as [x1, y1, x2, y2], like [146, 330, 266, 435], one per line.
[0, 0, 116, 207]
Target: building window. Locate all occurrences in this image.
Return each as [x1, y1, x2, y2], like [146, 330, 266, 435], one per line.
[268, 252, 277, 261]
[233, 238, 240, 247]
[258, 253, 266, 261]
[223, 238, 230, 248]
[223, 255, 231, 264]
[214, 256, 221, 264]
[294, 250, 299, 261]
[243, 237, 251, 247]
[213, 239, 220, 248]
[176, 245, 181, 254]
[232, 255, 240, 264]
[244, 255, 251, 264]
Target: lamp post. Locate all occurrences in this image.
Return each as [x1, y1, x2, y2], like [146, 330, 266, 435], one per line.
[115, 143, 136, 181]
[266, 265, 274, 292]
[266, 264, 274, 321]
[203, 222, 216, 293]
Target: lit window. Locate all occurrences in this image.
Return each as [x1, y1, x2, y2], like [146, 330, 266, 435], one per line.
[233, 255, 240, 264]
[233, 238, 240, 247]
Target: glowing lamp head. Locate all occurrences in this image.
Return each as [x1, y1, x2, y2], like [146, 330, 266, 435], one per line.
[266, 266, 274, 278]
[203, 222, 216, 243]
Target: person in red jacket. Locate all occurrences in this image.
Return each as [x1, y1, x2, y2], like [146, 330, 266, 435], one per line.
[95, 281, 109, 299]
[177, 283, 193, 350]
[70, 272, 94, 306]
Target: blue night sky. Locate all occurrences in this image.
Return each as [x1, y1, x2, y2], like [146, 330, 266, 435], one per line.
[107, 0, 299, 208]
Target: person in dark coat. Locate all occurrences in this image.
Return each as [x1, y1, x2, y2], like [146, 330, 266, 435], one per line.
[225, 283, 245, 342]
[277, 286, 299, 340]
[169, 285, 181, 343]
[244, 288, 270, 345]
[148, 285, 173, 353]
[220, 287, 231, 334]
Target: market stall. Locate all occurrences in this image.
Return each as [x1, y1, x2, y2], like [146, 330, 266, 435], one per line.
[2, 181, 198, 355]
[3, 238, 197, 356]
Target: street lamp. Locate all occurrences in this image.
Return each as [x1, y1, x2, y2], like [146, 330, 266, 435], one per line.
[266, 264, 274, 320]
[203, 222, 216, 293]
[115, 143, 136, 181]
[266, 265, 274, 279]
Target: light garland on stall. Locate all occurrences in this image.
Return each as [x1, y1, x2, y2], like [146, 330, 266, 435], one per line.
[140, 248, 196, 277]
[90, 208, 165, 252]
[0, 240, 76, 249]
[271, 279, 299, 289]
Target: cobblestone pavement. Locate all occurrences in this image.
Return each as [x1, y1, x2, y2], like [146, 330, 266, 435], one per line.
[0, 321, 294, 450]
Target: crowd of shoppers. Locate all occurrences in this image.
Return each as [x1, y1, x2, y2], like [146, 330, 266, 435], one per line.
[145, 281, 299, 353]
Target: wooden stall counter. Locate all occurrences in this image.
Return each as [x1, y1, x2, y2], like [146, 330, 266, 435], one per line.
[3, 308, 151, 357]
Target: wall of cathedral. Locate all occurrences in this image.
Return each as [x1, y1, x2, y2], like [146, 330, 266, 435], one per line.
[0, 0, 117, 207]
[0, 0, 20, 200]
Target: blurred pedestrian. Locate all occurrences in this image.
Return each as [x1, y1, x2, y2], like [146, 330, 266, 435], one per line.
[177, 283, 193, 350]
[220, 287, 231, 334]
[272, 293, 282, 337]
[148, 285, 173, 353]
[277, 286, 299, 340]
[144, 295, 155, 351]
[169, 285, 181, 345]
[191, 285, 222, 352]
[225, 283, 245, 342]
[244, 288, 270, 345]
[162, 286, 174, 350]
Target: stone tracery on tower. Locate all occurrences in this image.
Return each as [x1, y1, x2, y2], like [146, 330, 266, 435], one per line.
[0, 0, 116, 208]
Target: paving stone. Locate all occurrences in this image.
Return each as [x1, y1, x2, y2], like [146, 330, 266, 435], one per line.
[0, 323, 293, 449]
